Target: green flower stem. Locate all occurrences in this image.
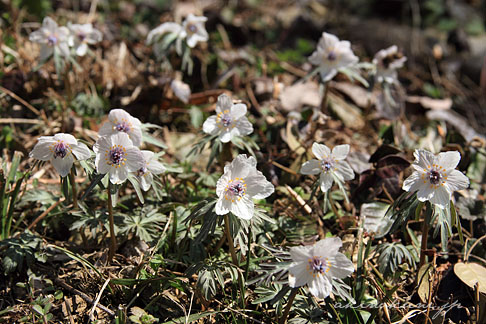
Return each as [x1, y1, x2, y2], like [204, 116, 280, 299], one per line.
[320, 82, 330, 114]
[224, 213, 238, 266]
[69, 168, 78, 209]
[279, 288, 298, 324]
[419, 204, 431, 268]
[107, 182, 117, 262]
[224, 213, 246, 308]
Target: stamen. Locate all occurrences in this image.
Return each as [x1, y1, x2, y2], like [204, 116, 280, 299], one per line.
[429, 170, 441, 185]
[47, 35, 58, 46]
[321, 158, 334, 172]
[108, 146, 126, 166]
[53, 141, 69, 159]
[308, 256, 331, 275]
[137, 166, 148, 177]
[327, 51, 337, 61]
[114, 121, 131, 133]
[224, 178, 247, 201]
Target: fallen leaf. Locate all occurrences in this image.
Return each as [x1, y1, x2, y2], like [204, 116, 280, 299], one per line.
[454, 262, 486, 294]
[279, 81, 321, 111]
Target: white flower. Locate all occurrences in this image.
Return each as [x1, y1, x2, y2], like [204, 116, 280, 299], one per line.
[93, 133, 144, 185]
[360, 202, 393, 237]
[68, 23, 103, 56]
[146, 22, 182, 45]
[215, 154, 274, 220]
[136, 150, 166, 191]
[402, 149, 469, 209]
[29, 17, 70, 61]
[373, 45, 407, 84]
[202, 94, 253, 143]
[29, 133, 91, 177]
[171, 79, 191, 104]
[288, 237, 354, 299]
[180, 14, 208, 48]
[98, 109, 143, 147]
[308, 32, 359, 82]
[301, 143, 355, 192]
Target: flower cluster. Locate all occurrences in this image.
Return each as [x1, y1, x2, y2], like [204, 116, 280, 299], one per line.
[147, 14, 208, 55]
[216, 154, 274, 220]
[29, 17, 102, 62]
[373, 45, 407, 84]
[203, 94, 253, 143]
[300, 143, 355, 193]
[308, 32, 359, 82]
[94, 109, 165, 188]
[288, 237, 355, 299]
[29, 133, 91, 177]
[30, 109, 165, 191]
[402, 149, 469, 209]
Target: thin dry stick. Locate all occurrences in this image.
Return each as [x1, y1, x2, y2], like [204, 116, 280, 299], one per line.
[107, 182, 117, 262]
[53, 278, 114, 317]
[279, 288, 298, 324]
[69, 169, 78, 209]
[89, 278, 111, 321]
[27, 198, 65, 231]
[0, 85, 48, 124]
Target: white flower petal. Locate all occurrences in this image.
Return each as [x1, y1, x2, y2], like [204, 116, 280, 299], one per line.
[125, 147, 144, 172]
[76, 43, 88, 56]
[331, 144, 350, 160]
[288, 262, 311, 288]
[230, 196, 254, 219]
[329, 253, 355, 279]
[216, 175, 230, 197]
[110, 167, 128, 184]
[98, 120, 115, 137]
[416, 184, 434, 202]
[335, 161, 354, 181]
[289, 245, 312, 262]
[109, 108, 131, 122]
[30, 137, 56, 161]
[300, 159, 321, 175]
[446, 170, 469, 192]
[320, 67, 338, 83]
[215, 196, 232, 215]
[319, 172, 334, 192]
[413, 149, 436, 170]
[53, 133, 77, 145]
[51, 154, 74, 177]
[227, 154, 253, 179]
[148, 160, 166, 174]
[139, 172, 153, 191]
[235, 117, 253, 136]
[402, 171, 423, 192]
[245, 172, 274, 199]
[71, 142, 91, 161]
[129, 127, 143, 147]
[313, 237, 342, 257]
[308, 275, 332, 299]
[437, 151, 461, 170]
[202, 116, 219, 135]
[312, 143, 331, 160]
[429, 185, 451, 209]
[230, 103, 247, 120]
[219, 130, 232, 143]
[217, 94, 233, 111]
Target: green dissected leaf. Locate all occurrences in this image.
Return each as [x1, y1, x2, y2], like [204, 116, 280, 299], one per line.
[0, 232, 45, 275]
[431, 204, 452, 251]
[374, 242, 415, 279]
